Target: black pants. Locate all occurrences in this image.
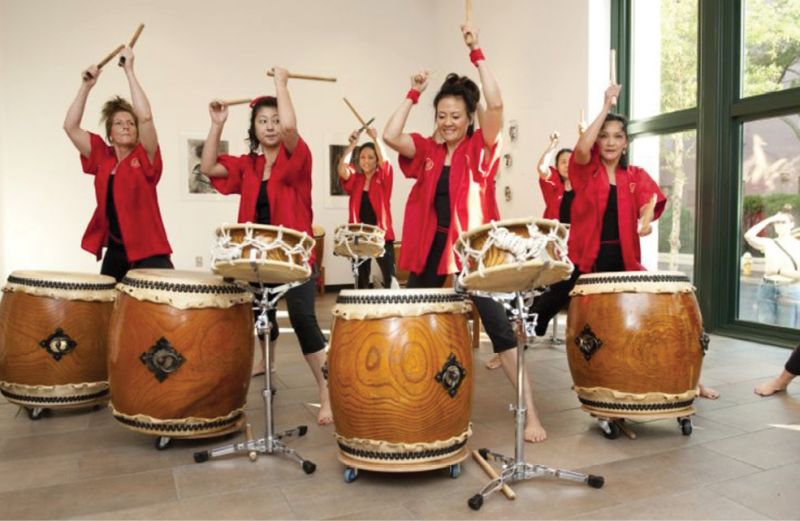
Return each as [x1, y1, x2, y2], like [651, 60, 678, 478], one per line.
[357, 240, 396, 289]
[253, 272, 326, 355]
[529, 242, 625, 336]
[407, 231, 517, 353]
[100, 241, 173, 282]
[786, 345, 800, 376]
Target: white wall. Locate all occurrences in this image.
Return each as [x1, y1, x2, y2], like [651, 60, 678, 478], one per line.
[0, 0, 594, 284]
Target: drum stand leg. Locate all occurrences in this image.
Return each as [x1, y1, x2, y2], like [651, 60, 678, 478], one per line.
[468, 293, 603, 511]
[350, 256, 369, 289]
[545, 312, 565, 347]
[194, 283, 316, 474]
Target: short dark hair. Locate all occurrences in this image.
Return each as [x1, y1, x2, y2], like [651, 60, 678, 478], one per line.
[101, 96, 137, 141]
[433, 73, 480, 136]
[602, 113, 629, 168]
[247, 96, 278, 154]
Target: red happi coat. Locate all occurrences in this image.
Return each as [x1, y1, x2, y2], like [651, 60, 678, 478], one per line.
[210, 137, 316, 264]
[340, 161, 396, 240]
[567, 146, 667, 273]
[398, 130, 501, 275]
[539, 166, 566, 220]
[80, 132, 172, 262]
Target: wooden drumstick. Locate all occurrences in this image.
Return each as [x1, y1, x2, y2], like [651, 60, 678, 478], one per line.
[84, 44, 124, 80]
[245, 423, 257, 461]
[465, 0, 475, 46]
[615, 420, 637, 440]
[472, 450, 516, 500]
[267, 70, 337, 82]
[343, 97, 368, 126]
[222, 98, 253, 107]
[610, 49, 618, 105]
[119, 23, 145, 66]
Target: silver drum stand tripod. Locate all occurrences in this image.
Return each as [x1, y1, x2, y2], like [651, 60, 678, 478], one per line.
[193, 279, 316, 474]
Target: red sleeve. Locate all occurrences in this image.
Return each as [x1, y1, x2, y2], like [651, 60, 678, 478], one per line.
[340, 165, 357, 194]
[567, 145, 600, 193]
[136, 145, 163, 182]
[381, 161, 394, 198]
[472, 129, 501, 179]
[80, 133, 109, 175]
[539, 173, 558, 203]
[210, 154, 246, 195]
[632, 167, 668, 221]
[397, 133, 431, 179]
[274, 136, 311, 184]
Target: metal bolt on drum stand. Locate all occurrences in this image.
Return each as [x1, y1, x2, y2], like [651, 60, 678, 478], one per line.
[466, 291, 604, 511]
[193, 272, 316, 475]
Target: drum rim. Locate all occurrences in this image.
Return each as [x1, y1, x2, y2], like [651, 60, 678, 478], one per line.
[459, 259, 573, 289]
[457, 217, 566, 242]
[575, 271, 691, 283]
[7, 270, 117, 289]
[214, 223, 315, 248]
[120, 269, 250, 295]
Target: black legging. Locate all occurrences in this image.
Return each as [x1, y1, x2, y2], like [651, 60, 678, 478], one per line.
[786, 345, 800, 375]
[101, 240, 173, 282]
[253, 270, 327, 355]
[529, 242, 625, 336]
[407, 231, 517, 353]
[357, 240, 396, 289]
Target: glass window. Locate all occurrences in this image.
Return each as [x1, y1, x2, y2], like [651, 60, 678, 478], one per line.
[742, 0, 800, 98]
[631, 0, 698, 119]
[631, 131, 698, 281]
[738, 114, 800, 328]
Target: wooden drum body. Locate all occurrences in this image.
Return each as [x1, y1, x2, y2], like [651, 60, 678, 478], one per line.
[329, 289, 473, 469]
[566, 271, 707, 419]
[0, 271, 116, 409]
[108, 270, 254, 438]
[333, 223, 385, 259]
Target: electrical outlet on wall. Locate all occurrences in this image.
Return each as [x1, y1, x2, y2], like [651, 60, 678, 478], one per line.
[195, 256, 203, 267]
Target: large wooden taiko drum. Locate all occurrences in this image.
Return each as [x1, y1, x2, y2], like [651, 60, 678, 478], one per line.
[566, 271, 707, 419]
[108, 269, 254, 438]
[329, 289, 473, 470]
[0, 271, 116, 413]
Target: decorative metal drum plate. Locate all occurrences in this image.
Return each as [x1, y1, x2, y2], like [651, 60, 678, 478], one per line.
[39, 328, 77, 361]
[700, 330, 710, 356]
[435, 353, 466, 398]
[575, 324, 603, 361]
[140, 337, 185, 383]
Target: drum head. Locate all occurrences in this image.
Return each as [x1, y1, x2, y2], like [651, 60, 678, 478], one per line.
[118, 269, 252, 309]
[333, 288, 471, 319]
[570, 271, 693, 296]
[333, 224, 385, 259]
[4, 270, 117, 301]
[212, 261, 312, 284]
[459, 260, 573, 293]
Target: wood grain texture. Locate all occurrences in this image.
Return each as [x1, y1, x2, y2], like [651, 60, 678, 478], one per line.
[224, 228, 310, 266]
[108, 294, 253, 421]
[0, 292, 111, 387]
[329, 313, 472, 444]
[566, 291, 704, 395]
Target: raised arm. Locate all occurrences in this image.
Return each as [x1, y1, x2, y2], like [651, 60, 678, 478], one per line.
[63, 64, 99, 157]
[463, 25, 502, 148]
[365, 127, 387, 166]
[537, 132, 560, 178]
[199, 100, 231, 178]
[272, 67, 299, 153]
[383, 70, 429, 159]
[744, 213, 782, 252]
[118, 47, 158, 163]
[337, 130, 360, 181]
[574, 84, 621, 165]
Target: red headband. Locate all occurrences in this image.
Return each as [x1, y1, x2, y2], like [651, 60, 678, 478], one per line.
[249, 95, 277, 108]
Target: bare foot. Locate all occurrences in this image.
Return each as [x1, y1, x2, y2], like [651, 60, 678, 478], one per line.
[251, 361, 266, 378]
[485, 354, 502, 370]
[524, 417, 547, 443]
[754, 379, 787, 397]
[698, 383, 720, 400]
[317, 387, 333, 425]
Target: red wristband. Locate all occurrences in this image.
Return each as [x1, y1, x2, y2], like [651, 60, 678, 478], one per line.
[470, 48, 486, 66]
[406, 88, 421, 104]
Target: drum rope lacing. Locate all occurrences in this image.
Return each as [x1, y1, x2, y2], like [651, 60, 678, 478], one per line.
[6, 275, 117, 292]
[333, 224, 385, 260]
[456, 221, 572, 287]
[212, 224, 312, 269]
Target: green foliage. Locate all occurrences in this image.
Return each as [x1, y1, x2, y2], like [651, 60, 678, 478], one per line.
[658, 202, 695, 254]
[743, 0, 800, 97]
[660, 0, 698, 113]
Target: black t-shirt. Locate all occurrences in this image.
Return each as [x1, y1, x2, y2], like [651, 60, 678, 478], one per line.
[256, 180, 270, 225]
[359, 189, 377, 226]
[559, 190, 575, 224]
[600, 186, 620, 242]
[435, 166, 451, 229]
[106, 175, 123, 244]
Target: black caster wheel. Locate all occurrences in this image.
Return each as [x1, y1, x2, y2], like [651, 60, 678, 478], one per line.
[587, 474, 605, 488]
[448, 463, 461, 479]
[601, 420, 620, 440]
[193, 450, 210, 463]
[478, 448, 490, 460]
[468, 494, 484, 511]
[298, 425, 308, 436]
[343, 467, 359, 483]
[92, 404, 103, 411]
[679, 418, 693, 436]
[154, 436, 172, 451]
[302, 460, 316, 475]
[26, 407, 47, 420]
